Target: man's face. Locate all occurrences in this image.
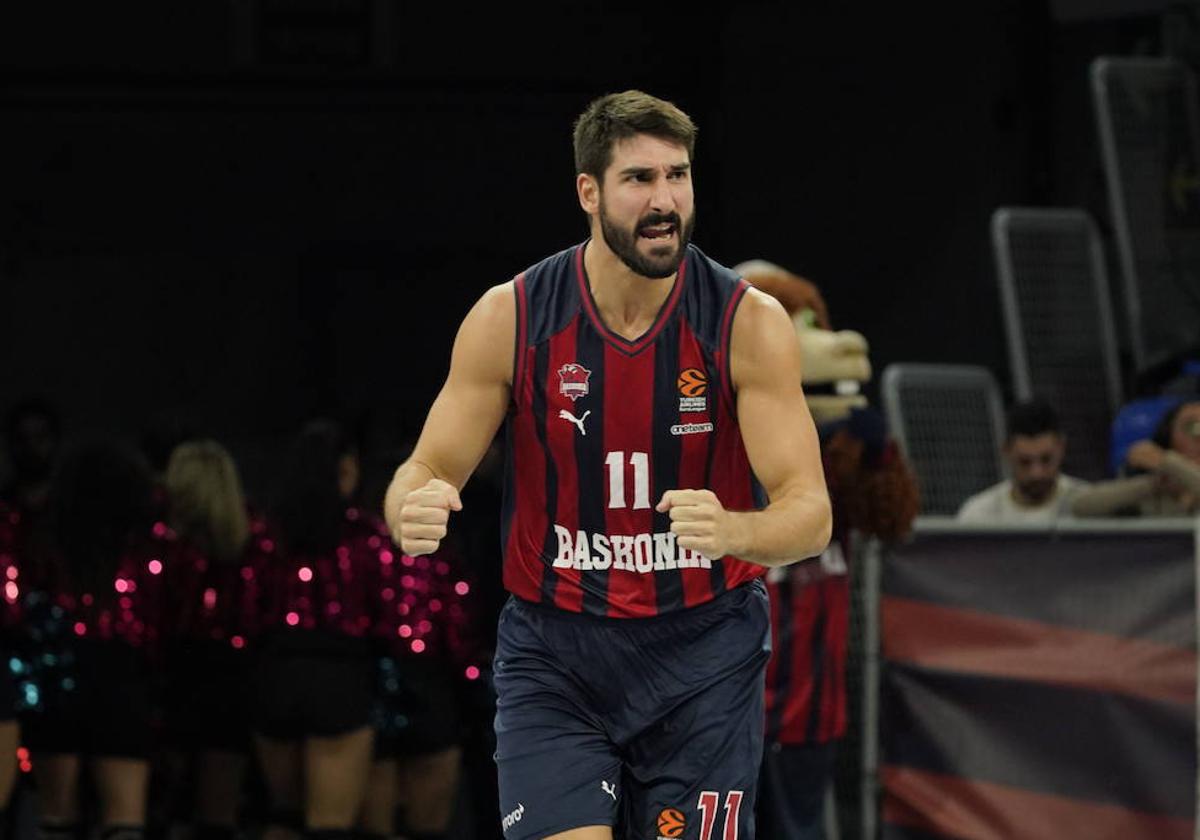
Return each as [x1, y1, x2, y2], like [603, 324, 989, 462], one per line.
[595, 134, 695, 279]
[1005, 432, 1065, 504]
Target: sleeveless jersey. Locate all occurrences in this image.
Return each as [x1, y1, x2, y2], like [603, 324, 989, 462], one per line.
[501, 241, 767, 618]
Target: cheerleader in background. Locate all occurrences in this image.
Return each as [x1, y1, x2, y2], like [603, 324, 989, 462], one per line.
[252, 421, 392, 840]
[358, 535, 484, 840]
[161, 441, 265, 840]
[20, 438, 171, 840]
[0, 502, 22, 840]
[1, 399, 61, 522]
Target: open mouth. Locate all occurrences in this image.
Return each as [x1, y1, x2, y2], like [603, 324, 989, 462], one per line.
[639, 222, 676, 241]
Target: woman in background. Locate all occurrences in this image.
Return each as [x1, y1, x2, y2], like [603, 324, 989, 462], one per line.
[358, 536, 484, 840]
[0, 502, 22, 840]
[1072, 400, 1200, 517]
[252, 421, 392, 840]
[21, 438, 169, 840]
[162, 440, 263, 840]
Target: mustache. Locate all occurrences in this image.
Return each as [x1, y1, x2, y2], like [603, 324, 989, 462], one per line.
[637, 212, 681, 231]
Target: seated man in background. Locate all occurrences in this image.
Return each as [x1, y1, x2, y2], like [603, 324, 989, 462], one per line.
[957, 398, 1085, 524]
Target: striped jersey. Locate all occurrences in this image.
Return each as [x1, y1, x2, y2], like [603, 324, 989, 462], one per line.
[500, 241, 767, 618]
[764, 548, 849, 744]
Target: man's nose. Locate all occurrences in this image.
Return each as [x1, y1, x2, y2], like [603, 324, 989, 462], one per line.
[649, 178, 676, 214]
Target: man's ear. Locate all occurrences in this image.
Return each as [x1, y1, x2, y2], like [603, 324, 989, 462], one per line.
[577, 172, 600, 215]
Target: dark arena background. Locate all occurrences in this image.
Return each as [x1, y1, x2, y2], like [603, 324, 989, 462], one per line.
[2, 2, 1199, 839]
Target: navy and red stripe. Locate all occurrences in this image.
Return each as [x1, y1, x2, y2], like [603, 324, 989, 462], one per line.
[501, 241, 767, 618]
[764, 568, 849, 744]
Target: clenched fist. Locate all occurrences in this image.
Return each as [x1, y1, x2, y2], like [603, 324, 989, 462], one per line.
[395, 478, 463, 557]
[656, 488, 743, 561]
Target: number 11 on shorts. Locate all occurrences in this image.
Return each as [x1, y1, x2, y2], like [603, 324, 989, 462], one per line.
[697, 790, 743, 840]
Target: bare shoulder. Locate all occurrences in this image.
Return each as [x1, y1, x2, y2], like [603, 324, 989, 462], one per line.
[451, 280, 518, 385]
[730, 286, 802, 388]
[467, 280, 517, 334]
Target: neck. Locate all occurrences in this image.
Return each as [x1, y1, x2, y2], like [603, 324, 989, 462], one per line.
[583, 236, 677, 340]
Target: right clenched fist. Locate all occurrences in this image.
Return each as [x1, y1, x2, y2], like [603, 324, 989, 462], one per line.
[395, 478, 463, 557]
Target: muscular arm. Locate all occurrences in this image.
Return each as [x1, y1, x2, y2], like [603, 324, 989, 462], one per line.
[725, 288, 833, 565]
[660, 288, 832, 567]
[383, 282, 515, 547]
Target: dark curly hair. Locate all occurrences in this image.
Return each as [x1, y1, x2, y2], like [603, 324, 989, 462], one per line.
[275, 420, 356, 557]
[49, 437, 154, 595]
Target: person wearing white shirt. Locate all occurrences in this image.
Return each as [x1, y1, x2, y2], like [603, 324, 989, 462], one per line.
[957, 399, 1086, 524]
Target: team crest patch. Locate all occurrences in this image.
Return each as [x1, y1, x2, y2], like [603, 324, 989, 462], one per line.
[656, 807, 686, 839]
[677, 367, 708, 412]
[558, 363, 592, 401]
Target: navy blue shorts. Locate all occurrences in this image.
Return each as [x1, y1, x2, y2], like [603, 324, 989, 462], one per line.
[494, 579, 770, 840]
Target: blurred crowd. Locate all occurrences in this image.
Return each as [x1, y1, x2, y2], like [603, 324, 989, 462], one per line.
[0, 401, 496, 840]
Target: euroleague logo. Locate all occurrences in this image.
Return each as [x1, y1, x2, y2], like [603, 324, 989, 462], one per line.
[656, 807, 686, 839]
[677, 367, 708, 413]
[676, 367, 708, 397]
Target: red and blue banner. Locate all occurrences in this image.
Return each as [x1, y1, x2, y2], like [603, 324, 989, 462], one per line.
[881, 523, 1198, 839]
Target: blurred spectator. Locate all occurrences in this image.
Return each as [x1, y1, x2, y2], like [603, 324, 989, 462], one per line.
[139, 412, 197, 488]
[761, 407, 918, 840]
[20, 438, 169, 840]
[1072, 400, 1200, 516]
[0, 501, 21, 840]
[957, 399, 1086, 523]
[251, 421, 388, 840]
[2, 398, 62, 517]
[739, 262, 918, 840]
[358, 535, 483, 840]
[161, 440, 262, 840]
[352, 406, 408, 516]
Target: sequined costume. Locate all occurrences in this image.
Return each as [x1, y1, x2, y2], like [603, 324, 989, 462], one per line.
[17, 520, 177, 757]
[251, 508, 401, 739]
[164, 514, 268, 752]
[372, 538, 484, 757]
[0, 503, 22, 722]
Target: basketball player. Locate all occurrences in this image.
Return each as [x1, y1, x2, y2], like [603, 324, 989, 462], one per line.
[384, 90, 831, 840]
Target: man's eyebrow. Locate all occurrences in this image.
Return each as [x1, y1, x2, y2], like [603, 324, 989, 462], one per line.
[617, 162, 692, 177]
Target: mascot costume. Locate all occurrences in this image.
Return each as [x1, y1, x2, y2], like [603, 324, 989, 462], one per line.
[735, 261, 919, 839]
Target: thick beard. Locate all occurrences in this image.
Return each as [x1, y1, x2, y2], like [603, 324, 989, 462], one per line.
[598, 197, 695, 280]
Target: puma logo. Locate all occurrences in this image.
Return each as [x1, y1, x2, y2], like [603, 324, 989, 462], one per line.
[601, 780, 617, 801]
[559, 409, 591, 435]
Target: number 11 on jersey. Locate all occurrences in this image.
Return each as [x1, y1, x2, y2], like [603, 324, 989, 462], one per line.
[697, 790, 743, 840]
[605, 450, 650, 510]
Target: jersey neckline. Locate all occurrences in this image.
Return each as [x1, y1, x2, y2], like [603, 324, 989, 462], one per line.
[574, 240, 688, 356]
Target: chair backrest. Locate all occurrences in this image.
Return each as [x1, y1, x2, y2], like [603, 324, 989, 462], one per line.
[1091, 56, 1200, 373]
[991, 207, 1120, 479]
[881, 364, 1006, 515]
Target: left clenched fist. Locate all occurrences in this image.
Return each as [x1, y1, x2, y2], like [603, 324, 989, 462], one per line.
[656, 489, 741, 560]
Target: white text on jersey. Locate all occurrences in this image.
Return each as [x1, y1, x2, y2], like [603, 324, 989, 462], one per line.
[552, 525, 714, 572]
